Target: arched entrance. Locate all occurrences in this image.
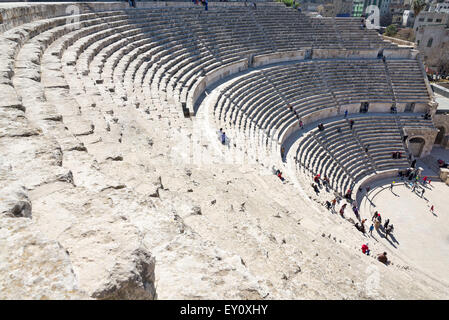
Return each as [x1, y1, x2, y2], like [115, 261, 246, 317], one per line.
[409, 137, 426, 157]
[434, 126, 446, 145]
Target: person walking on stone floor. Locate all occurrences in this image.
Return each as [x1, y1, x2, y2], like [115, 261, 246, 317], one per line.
[390, 181, 395, 191]
[299, 118, 304, 130]
[384, 218, 390, 230]
[331, 198, 337, 211]
[421, 188, 425, 198]
[221, 131, 226, 145]
[374, 219, 381, 231]
[372, 211, 378, 222]
[344, 110, 348, 118]
[325, 200, 332, 211]
[430, 205, 434, 214]
[385, 225, 394, 239]
[369, 224, 374, 236]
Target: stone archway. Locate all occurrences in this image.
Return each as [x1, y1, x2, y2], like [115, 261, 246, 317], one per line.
[409, 137, 426, 157]
[434, 126, 446, 145]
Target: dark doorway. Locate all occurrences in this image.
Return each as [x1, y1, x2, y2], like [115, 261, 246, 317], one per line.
[435, 127, 446, 145]
[409, 137, 425, 157]
[360, 102, 369, 113]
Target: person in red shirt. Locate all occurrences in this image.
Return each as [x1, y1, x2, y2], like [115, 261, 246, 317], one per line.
[361, 244, 370, 255]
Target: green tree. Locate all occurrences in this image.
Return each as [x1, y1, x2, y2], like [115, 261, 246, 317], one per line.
[385, 24, 398, 37]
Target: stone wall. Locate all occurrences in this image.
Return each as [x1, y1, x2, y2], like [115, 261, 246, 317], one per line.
[440, 168, 449, 185]
[403, 126, 439, 157]
[434, 113, 449, 148]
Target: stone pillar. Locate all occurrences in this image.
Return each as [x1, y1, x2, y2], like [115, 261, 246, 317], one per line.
[428, 100, 439, 117]
[403, 127, 439, 157]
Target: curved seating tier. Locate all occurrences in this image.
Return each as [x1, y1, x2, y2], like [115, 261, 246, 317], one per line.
[293, 115, 435, 195]
[386, 60, 430, 103]
[0, 2, 429, 201]
[212, 59, 431, 152]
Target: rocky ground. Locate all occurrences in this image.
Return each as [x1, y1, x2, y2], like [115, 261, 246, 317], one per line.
[2, 72, 449, 300]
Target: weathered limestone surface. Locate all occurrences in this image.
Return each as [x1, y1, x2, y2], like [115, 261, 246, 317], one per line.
[0, 2, 448, 300]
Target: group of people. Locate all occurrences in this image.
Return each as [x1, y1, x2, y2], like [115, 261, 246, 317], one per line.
[392, 151, 402, 159]
[313, 174, 331, 195]
[361, 244, 389, 264]
[192, 0, 209, 11]
[370, 211, 395, 239]
[287, 104, 304, 129]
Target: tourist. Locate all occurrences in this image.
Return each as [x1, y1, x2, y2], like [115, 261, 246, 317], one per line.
[312, 183, 320, 194]
[374, 219, 381, 231]
[344, 110, 348, 118]
[423, 176, 428, 185]
[325, 200, 332, 210]
[411, 159, 416, 168]
[384, 218, 390, 230]
[344, 188, 352, 200]
[430, 205, 434, 213]
[390, 181, 395, 191]
[421, 188, 425, 198]
[349, 119, 354, 130]
[372, 211, 378, 222]
[318, 123, 325, 131]
[385, 225, 394, 239]
[365, 186, 370, 193]
[365, 145, 369, 153]
[369, 224, 374, 236]
[361, 243, 370, 255]
[281, 146, 285, 160]
[337, 127, 342, 134]
[355, 223, 365, 233]
[377, 213, 382, 223]
[314, 174, 321, 184]
[339, 203, 347, 217]
[221, 131, 226, 145]
[331, 198, 337, 211]
[377, 252, 388, 264]
[299, 119, 304, 129]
